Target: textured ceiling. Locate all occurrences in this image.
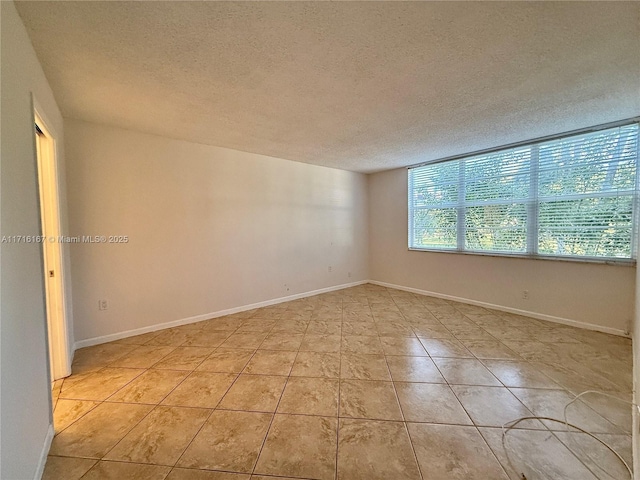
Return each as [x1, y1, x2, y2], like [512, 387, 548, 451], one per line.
[15, 1, 640, 173]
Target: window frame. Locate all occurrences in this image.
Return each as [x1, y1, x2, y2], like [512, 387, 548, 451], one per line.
[407, 118, 640, 265]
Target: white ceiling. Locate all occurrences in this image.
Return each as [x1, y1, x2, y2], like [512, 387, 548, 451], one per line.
[16, 1, 640, 173]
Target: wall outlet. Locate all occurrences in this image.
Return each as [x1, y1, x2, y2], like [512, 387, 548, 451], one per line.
[98, 299, 108, 311]
[284, 284, 290, 292]
[348, 271, 352, 278]
[328, 266, 332, 273]
[522, 290, 529, 300]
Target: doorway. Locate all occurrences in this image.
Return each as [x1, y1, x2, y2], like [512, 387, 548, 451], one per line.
[34, 106, 71, 381]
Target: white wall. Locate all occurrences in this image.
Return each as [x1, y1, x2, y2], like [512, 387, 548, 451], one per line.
[65, 120, 369, 344]
[369, 167, 636, 334]
[1, 1, 68, 478]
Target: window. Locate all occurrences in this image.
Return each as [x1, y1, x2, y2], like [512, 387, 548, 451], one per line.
[408, 123, 639, 261]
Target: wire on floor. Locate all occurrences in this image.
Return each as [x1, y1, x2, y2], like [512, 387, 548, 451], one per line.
[501, 390, 636, 480]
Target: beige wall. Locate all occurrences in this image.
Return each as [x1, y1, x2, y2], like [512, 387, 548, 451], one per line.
[65, 120, 369, 344]
[1, 1, 68, 478]
[633, 235, 639, 474]
[369, 167, 635, 334]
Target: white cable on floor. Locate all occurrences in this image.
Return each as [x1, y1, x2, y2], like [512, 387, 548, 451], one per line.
[501, 390, 636, 480]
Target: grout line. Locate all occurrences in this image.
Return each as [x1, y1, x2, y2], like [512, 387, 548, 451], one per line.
[249, 305, 311, 477]
[383, 291, 424, 480]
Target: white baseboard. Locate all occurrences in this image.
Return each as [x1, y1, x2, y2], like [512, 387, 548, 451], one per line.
[34, 424, 54, 480]
[369, 280, 630, 338]
[74, 277, 628, 350]
[74, 280, 368, 349]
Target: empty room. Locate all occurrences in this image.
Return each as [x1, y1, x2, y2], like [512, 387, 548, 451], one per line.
[2, 1, 639, 479]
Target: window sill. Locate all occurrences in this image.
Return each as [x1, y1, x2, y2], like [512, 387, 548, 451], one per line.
[407, 247, 636, 266]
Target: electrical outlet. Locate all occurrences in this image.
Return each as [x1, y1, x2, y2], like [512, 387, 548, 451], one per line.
[284, 284, 290, 292]
[328, 266, 332, 273]
[98, 299, 108, 311]
[522, 290, 529, 300]
[348, 271, 352, 278]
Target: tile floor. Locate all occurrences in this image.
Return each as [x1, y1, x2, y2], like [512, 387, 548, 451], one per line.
[45, 284, 633, 480]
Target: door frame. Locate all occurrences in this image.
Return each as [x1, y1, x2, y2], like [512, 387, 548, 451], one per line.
[33, 96, 71, 380]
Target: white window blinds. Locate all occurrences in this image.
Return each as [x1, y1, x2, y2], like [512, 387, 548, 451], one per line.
[408, 123, 639, 261]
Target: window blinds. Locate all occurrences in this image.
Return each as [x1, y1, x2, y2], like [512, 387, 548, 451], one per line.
[408, 123, 639, 261]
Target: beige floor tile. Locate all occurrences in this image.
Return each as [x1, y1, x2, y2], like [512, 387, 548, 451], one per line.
[270, 320, 308, 334]
[60, 368, 145, 401]
[375, 321, 415, 337]
[341, 335, 383, 354]
[254, 414, 337, 480]
[379, 337, 427, 356]
[408, 423, 508, 479]
[340, 353, 391, 381]
[203, 317, 246, 330]
[432, 358, 501, 386]
[221, 332, 269, 349]
[236, 320, 276, 333]
[509, 388, 625, 434]
[280, 311, 313, 322]
[480, 427, 599, 480]
[105, 405, 210, 465]
[300, 334, 342, 353]
[337, 418, 421, 480]
[110, 346, 176, 368]
[451, 385, 541, 428]
[196, 349, 254, 373]
[531, 361, 623, 395]
[482, 360, 561, 389]
[576, 391, 632, 434]
[219, 374, 287, 412]
[242, 350, 296, 375]
[145, 328, 191, 346]
[339, 379, 403, 420]
[58, 285, 634, 479]
[72, 343, 137, 370]
[277, 377, 339, 416]
[181, 330, 231, 348]
[449, 326, 496, 341]
[52, 379, 63, 404]
[161, 372, 236, 408]
[50, 402, 153, 458]
[482, 326, 528, 341]
[259, 333, 304, 351]
[419, 338, 472, 357]
[290, 352, 340, 378]
[500, 340, 564, 363]
[553, 431, 632, 480]
[108, 369, 189, 404]
[343, 310, 374, 322]
[371, 313, 405, 325]
[151, 347, 213, 370]
[395, 382, 472, 424]
[412, 325, 454, 339]
[386, 356, 444, 383]
[307, 320, 342, 334]
[403, 312, 440, 324]
[166, 469, 249, 480]
[178, 410, 271, 473]
[250, 477, 305, 480]
[42, 456, 97, 480]
[342, 321, 377, 336]
[460, 339, 520, 360]
[79, 461, 171, 480]
[53, 399, 100, 433]
[310, 309, 343, 322]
